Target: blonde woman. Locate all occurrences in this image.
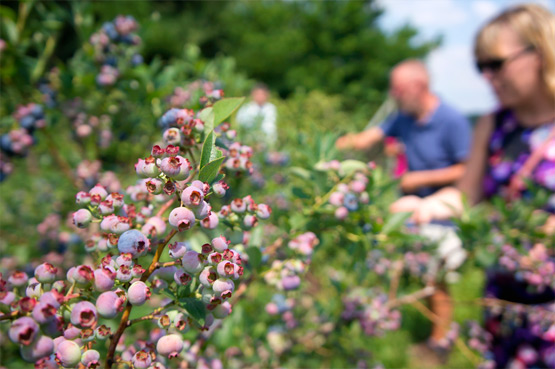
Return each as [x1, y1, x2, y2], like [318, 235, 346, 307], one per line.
[391, 4, 555, 368]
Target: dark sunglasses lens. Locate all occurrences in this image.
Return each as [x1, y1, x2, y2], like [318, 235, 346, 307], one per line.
[477, 60, 504, 73]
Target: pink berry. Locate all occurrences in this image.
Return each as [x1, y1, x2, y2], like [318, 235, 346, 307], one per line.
[96, 291, 124, 318]
[181, 186, 204, 207]
[34, 263, 58, 284]
[132, 350, 152, 368]
[56, 339, 82, 368]
[71, 301, 97, 328]
[169, 206, 196, 231]
[211, 235, 230, 252]
[81, 349, 100, 368]
[156, 334, 184, 359]
[182, 250, 203, 274]
[128, 281, 151, 306]
[20, 335, 54, 363]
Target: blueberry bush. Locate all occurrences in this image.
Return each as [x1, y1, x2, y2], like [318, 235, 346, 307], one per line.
[1, 3, 554, 369]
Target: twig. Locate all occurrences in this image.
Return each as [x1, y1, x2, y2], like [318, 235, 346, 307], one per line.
[105, 229, 178, 369]
[156, 198, 176, 217]
[388, 260, 404, 301]
[0, 311, 21, 322]
[386, 286, 435, 308]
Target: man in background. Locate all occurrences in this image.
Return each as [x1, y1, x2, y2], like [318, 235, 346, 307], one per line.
[336, 59, 472, 360]
[336, 59, 472, 197]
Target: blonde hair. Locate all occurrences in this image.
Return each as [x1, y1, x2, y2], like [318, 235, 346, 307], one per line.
[474, 4, 555, 100]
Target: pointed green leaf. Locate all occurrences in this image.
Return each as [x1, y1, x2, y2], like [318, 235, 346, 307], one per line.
[199, 107, 214, 134]
[199, 156, 226, 183]
[179, 297, 205, 325]
[381, 212, 412, 235]
[212, 97, 245, 125]
[200, 130, 215, 169]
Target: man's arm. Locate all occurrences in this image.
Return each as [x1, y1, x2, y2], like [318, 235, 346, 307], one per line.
[335, 126, 385, 151]
[400, 163, 466, 193]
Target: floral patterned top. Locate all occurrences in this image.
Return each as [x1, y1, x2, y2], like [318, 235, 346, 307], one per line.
[484, 109, 555, 210]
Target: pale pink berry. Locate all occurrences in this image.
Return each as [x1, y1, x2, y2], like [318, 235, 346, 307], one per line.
[335, 206, 349, 220]
[181, 186, 204, 207]
[73, 209, 92, 228]
[211, 235, 230, 252]
[199, 266, 218, 287]
[169, 206, 196, 231]
[213, 278, 235, 296]
[168, 242, 188, 259]
[212, 301, 232, 319]
[156, 334, 184, 359]
[212, 181, 228, 197]
[71, 301, 97, 328]
[75, 191, 91, 204]
[182, 250, 203, 274]
[146, 178, 164, 194]
[243, 214, 258, 229]
[81, 349, 100, 368]
[160, 156, 191, 180]
[329, 192, 344, 207]
[34, 263, 58, 284]
[93, 267, 115, 292]
[20, 335, 54, 363]
[256, 204, 272, 219]
[89, 184, 108, 200]
[96, 291, 124, 318]
[174, 270, 192, 286]
[128, 281, 151, 306]
[132, 350, 152, 368]
[56, 339, 82, 368]
[201, 212, 219, 229]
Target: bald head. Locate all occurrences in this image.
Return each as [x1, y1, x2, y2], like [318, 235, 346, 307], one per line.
[389, 59, 433, 117]
[391, 60, 430, 90]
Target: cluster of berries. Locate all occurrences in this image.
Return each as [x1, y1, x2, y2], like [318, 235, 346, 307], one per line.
[498, 243, 555, 293]
[265, 294, 297, 329]
[168, 80, 224, 109]
[89, 15, 142, 86]
[264, 151, 290, 167]
[71, 112, 112, 147]
[341, 290, 401, 336]
[0, 103, 46, 181]
[327, 173, 370, 220]
[263, 233, 318, 292]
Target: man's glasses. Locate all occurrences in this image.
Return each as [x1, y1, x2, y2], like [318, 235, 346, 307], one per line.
[476, 46, 535, 74]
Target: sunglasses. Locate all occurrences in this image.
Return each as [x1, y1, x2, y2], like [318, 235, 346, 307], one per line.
[476, 46, 535, 74]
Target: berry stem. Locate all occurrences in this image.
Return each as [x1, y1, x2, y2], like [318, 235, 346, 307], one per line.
[105, 228, 178, 368]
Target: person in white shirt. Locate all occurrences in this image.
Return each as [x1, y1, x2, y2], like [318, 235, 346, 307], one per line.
[236, 84, 277, 146]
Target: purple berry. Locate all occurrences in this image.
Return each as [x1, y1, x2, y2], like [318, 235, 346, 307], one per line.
[118, 229, 150, 258]
[174, 270, 192, 286]
[20, 335, 54, 363]
[181, 250, 203, 274]
[9, 317, 39, 345]
[32, 301, 57, 324]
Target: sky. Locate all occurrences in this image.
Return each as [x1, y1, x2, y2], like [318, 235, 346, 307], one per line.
[377, 0, 555, 115]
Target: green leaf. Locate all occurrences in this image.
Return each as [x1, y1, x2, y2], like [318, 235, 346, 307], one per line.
[289, 166, 311, 180]
[200, 130, 215, 169]
[246, 247, 262, 269]
[291, 186, 310, 199]
[381, 212, 412, 235]
[212, 97, 245, 126]
[199, 156, 226, 183]
[340, 160, 368, 176]
[199, 107, 215, 134]
[179, 297, 206, 324]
